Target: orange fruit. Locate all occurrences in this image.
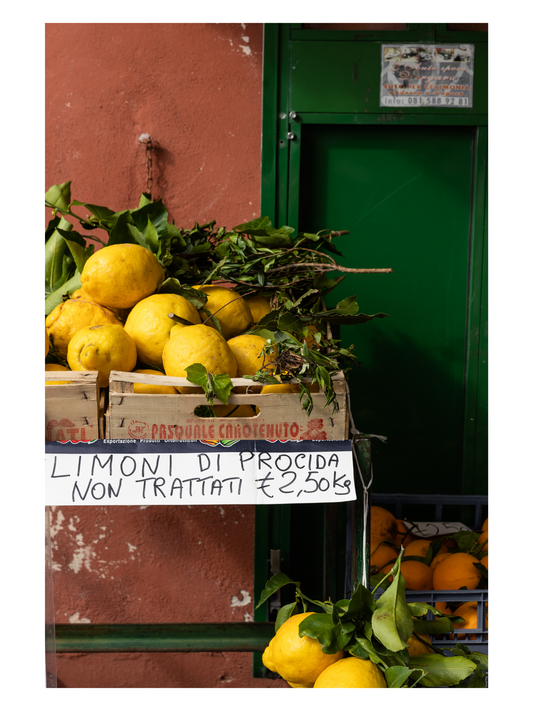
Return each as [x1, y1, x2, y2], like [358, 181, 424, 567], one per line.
[451, 601, 488, 640]
[394, 520, 416, 547]
[370, 506, 397, 553]
[406, 633, 433, 657]
[477, 529, 488, 552]
[481, 517, 488, 532]
[370, 543, 398, 571]
[380, 560, 433, 591]
[404, 538, 447, 561]
[480, 556, 488, 571]
[430, 552, 452, 575]
[432, 552, 483, 590]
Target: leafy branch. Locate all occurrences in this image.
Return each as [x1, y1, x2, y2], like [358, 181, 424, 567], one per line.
[256, 552, 488, 688]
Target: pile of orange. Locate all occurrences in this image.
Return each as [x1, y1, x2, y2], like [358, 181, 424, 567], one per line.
[371, 507, 488, 640]
[370, 507, 488, 592]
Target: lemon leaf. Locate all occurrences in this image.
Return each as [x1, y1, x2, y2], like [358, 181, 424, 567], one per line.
[372, 555, 414, 652]
[384, 666, 415, 688]
[407, 654, 477, 687]
[45, 181, 71, 211]
[298, 613, 352, 655]
[254, 572, 300, 610]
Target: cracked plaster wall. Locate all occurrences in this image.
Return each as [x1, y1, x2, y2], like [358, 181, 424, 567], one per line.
[45, 22, 285, 688]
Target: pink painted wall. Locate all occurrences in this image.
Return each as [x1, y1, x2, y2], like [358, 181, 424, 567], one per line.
[46, 22, 285, 688]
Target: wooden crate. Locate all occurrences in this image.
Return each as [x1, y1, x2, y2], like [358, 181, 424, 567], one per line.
[45, 371, 103, 441]
[106, 370, 349, 441]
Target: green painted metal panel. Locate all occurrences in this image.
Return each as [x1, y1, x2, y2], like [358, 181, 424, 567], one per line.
[297, 123, 479, 495]
[289, 41, 487, 116]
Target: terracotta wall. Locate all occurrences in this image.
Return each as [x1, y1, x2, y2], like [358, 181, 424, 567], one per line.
[46, 22, 285, 688]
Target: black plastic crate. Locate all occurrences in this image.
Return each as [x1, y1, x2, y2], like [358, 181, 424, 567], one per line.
[345, 493, 488, 654]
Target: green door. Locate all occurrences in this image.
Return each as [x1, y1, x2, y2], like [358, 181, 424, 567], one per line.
[298, 122, 485, 496]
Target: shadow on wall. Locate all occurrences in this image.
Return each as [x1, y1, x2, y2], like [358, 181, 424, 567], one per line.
[345, 325, 466, 495]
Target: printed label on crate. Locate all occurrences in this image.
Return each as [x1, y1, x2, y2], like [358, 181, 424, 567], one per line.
[128, 417, 334, 441]
[380, 44, 474, 107]
[45, 439, 355, 506]
[45, 419, 97, 442]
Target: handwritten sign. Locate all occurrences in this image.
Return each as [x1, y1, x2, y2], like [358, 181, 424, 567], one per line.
[403, 521, 471, 537]
[45, 439, 355, 506]
[380, 44, 474, 107]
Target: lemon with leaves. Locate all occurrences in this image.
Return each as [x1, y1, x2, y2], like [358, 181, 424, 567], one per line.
[162, 324, 237, 380]
[67, 323, 137, 387]
[227, 334, 277, 377]
[124, 293, 201, 368]
[262, 612, 343, 687]
[46, 298, 123, 359]
[80, 243, 165, 309]
[314, 656, 387, 688]
[194, 285, 252, 340]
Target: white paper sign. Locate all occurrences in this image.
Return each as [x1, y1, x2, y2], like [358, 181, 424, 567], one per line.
[45, 439, 356, 506]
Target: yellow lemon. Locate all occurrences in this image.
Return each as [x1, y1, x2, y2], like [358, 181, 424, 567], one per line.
[67, 324, 137, 387]
[45, 363, 72, 385]
[194, 285, 252, 340]
[210, 404, 256, 417]
[45, 326, 50, 357]
[162, 324, 237, 380]
[132, 369, 177, 394]
[124, 293, 201, 368]
[314, 656, 387, 688]
[227, 334, 277, 377]
[246, 293, 271, 323]
[46, 298, 123, 359]
[80, 243, 165, 309]
[71, 287, 130, 321]
[261, 380, 319, 394]
[262, 612, 343, 686]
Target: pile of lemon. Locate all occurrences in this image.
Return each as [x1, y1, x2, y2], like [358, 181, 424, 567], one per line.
[370, 505, 488, 640]
[45, 243, 313, 400]
[262, 612, 388, 688]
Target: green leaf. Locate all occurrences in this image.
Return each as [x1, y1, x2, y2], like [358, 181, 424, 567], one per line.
[184, 363, 234, 405]
[127, 223, 151, 251]
[275, 602, 298, 632]
[144, 217, 161, 252]
[56, 229, 94, 273]
[385, 666, 416, 688]
[465, 666, 487, 687]
[45, 181, 71, 211]
[333, 295, 360, 316]
[70, 200, 119, 225]
[342, 583, 376, 621]
[158, 278, 208, 310]
[408, 654, 477, 688]
[255, 572, 300, 610]
[298, 613, 353, 655]
[233, 216, 272, 233]
[107, 211, 137, 245]
[372, 557, 414, 652]
[45, 217, 73, 293]
[45, 272, 82, 316]
[131, 198, 168, 237]
[413, 617, 454, 635]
